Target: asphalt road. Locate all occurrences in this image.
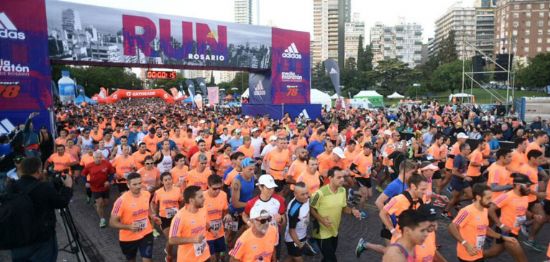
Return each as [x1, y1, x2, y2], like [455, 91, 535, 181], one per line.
[4, 182, 547, 262]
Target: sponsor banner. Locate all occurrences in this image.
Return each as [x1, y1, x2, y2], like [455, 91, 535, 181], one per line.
[0, 0, 53, 129]
[324, 59, 341, 96]
[242, 104, 321, 120]
[248, 73, 272, 104]
[92, 89, 176, 103]
[271, 28, 310, 104]
[197, 77, 207, 96]
[46, 0, 272, 70]
[207, 86, 219, 106]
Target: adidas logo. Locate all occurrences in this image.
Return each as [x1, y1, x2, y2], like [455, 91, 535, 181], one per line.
[253, 81, 266, 96]
[0, 13, 25, 40]
[329, 68, 338, 75]
[282, 43, 302, 59]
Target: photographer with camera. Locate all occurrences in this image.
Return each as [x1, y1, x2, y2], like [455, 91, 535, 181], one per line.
[6, 157, 73, 261]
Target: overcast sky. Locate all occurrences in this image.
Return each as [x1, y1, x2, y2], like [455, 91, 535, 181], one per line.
[63, 0, 470, 42]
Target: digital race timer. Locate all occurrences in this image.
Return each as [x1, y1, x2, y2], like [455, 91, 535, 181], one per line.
[146, 70, 177, 79]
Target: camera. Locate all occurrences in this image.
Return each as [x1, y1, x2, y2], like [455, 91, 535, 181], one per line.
[48, 169, 69, 191]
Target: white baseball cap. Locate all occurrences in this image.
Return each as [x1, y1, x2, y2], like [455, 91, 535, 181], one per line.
[332, 147, 346, 159]
[251, 127, 260, 133]
[383, 130, 392, 136]
[456, 132, 469, 139]
[256, 174, 278, 188]
[269, 135, 278, 141]
[250, 208, 271, 219]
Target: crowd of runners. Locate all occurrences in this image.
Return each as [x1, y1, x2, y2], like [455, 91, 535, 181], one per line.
[5, 97, 550, 262]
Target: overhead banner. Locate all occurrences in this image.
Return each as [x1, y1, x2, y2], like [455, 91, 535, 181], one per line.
[45, 0, 272, 70]
[207, 86, 219, 106]
[0, 0, 53, 130]
[248, 73, 272, 104]
[271, 28, 310, 104]
[92, 89, 179, 104]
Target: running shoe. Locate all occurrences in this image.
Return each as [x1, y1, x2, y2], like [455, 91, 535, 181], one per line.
[355, 238, 367, 258]
[86, 196, 91, 204]
[523, 239, 545, 252]
[153, 229, 160, 238]
[446, 186, 453, 193]
[99, 218, 107, 228]
[375, 186, 383, 193]
[359, 210, 368, 220]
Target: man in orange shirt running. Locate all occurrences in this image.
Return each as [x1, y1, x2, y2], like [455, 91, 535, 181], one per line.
[449, 184, 520, 262]
[350, 142, 375, 207]
[204, 175, 232, 261]
[487, 148, 513, 201]
[264, 137, 291, 193]
[286, 147, 309, 189]
[229, 209, 278, 262]
[169, 186, 211, 262]
[109, 173, 154, 262]
[44, 144, 77, 174]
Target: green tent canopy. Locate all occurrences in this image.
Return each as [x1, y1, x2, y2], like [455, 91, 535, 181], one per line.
[353, 90, 384, 107]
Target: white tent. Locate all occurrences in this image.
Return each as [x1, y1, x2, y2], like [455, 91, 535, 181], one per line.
[387, 92, 405, 99]
[330, 93, 340, 100]
[354, 90, 382, 98]
[242, 88, 249, 98]
[449, 93, 474, 102]
[310, 89, 332, 109]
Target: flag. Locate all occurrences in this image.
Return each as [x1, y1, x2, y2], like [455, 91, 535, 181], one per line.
[207, 86, 219, 106]
[324, 59, 341, 96]
[197, 77, 207, 96]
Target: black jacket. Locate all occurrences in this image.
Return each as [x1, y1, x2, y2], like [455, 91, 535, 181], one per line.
[10, 175, 72, 243]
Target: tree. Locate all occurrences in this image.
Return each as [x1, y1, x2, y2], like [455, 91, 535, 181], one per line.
[431, 60, 472, 94]
[516, 52, 550, 88]
[438, 30, 458, 64]
[230, 72, 249, 93]
[370, 59, 413, 95]
[357, 36, 373, 72]
[311, 62, 333, 93]
[208, 71, 215, 86]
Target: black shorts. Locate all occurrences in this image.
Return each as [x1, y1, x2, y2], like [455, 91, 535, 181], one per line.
[119, 233, 153, 260]
[380, 227, 392, 240]
[91, 190, 109, 200]
[285, 237, 307, 257]
[543, 199, 550, 215]
[274, 179, 286, 193]
[207, 236, 227, 254]
[71, 165, 83, 171]
[527, 200, 538, 211]
[432, 170, 442, 180]
[160, 216, 173, 230]
[495, 227, 518, 244]
[437, 162, 445, 170]
[459, 259, 485, 262]
[451, 177, 471, 192]
[355, 177, 372, 188]
[468, 176, 484, 187]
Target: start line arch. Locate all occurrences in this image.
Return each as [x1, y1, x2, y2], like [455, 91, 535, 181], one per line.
[93, 89, 181, 104]
[0, 0, 321, 130]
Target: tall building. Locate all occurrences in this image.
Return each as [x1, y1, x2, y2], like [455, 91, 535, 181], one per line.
[494, 0, 550, 62]
[234, 0, 259, 25]
[61, 9, 82, 37]
[431, 2, 476, 59]
[474, 1, 496, 57]
[344, 13, 365, 61]
[369, 20, 423, 68]
[311, 0, 351, 66]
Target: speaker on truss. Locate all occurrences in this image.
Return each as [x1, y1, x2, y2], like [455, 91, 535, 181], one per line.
[472, 55, 486, 82]
[494, 54, 513, 82]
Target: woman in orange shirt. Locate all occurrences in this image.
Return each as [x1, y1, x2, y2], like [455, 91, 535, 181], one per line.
[137, 156, 161, 194]
[151, 172, 183, 260]
[171, 154, 190, 189]
[215, 145, 232, 177]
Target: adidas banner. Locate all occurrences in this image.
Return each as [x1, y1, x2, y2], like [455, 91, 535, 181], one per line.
[248, 73, 272, 104]
[0, 0, 53, 131]
[271, 27, 310, 104]
[324, 59, 341, 96]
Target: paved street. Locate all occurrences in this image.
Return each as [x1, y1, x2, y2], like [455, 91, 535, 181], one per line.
[4, 182, 547, 261]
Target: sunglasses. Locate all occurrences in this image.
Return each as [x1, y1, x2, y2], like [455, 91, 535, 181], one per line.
[145, 162, 154, 165]
[210, 186, 222, 191]
[257, 217, 272, 224]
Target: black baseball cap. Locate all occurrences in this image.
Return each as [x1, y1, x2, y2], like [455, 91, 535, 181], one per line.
[417, 204, 438, 221]
[512, 173, 533, 185]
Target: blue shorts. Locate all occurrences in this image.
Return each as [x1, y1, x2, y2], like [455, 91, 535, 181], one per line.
[207, 236, 227, 254]
[450, 177, 470, 192]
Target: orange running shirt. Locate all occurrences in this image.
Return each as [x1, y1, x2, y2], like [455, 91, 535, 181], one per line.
[224, 168, 239, 186]
[445, 143, 461, 169]
[190, 151, 212, 170]
[204, 191, 228, 241]
[111, 155, 136, 181]
[229, 225, 278, 261]
[288, 160, 308, 184]
[152, 187, 182, 219]
[131, 151, 151, 170]
[137, 167, 160, 192]
[171, 165, 190, 188]
[169, 208, 210, 262]
[517, 164, 539, 203]
[352, 153, 373, 178]
[487, 163, 511, 200]
[237, 145, 254, 158]
[415, 231, 436, 262]
[142, 135, 160, 154]
[467, 149, 483, 177]
[452, 203, 488, 261]
[493, 191, 528, 235]
[185, 168, 212, 190]
[111, 191, 153, 241]
[265, 149, 290, 180]
[47, 153, 75, 172]
[297, 171, 321, 196]
[508, 150, 527, 173]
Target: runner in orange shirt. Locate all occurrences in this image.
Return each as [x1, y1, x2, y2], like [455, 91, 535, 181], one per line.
[109, 173, 154, 262]
[215, 145, 232, 177]
[350, 142, 375, 207]
[44, 144, 77, 174]
[297, 157, 321, 196]
[237, 136, 254, 158]
[508, 137, 528, 173]
[190, 139, 212, 170]
[168, 186, 210, 262]
[171, 154, 189, 189]
[426, 134, 446, 194]
[131, 142, 151, 170]
[467, 142, 487, 185]
[264, 137, 291, 193]
[440, 133, 468, 193]
[137, 156, 161, 194]
[487, 148, 513, 200]
[142, 128, 161, 154]
[229, 209, 278, 261]
[487, 174, 531, 261]
[111, 145, 136, 193]
[286, 147, 308, 189]
[204, 175, 232, 261]
[151, 172, 183, 261]
[185, 154, 212, 190]
[449, 184, 521, 262]
[224, 152, 245, 189]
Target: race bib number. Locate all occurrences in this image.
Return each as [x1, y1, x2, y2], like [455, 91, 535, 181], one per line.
[134, 218, 148, 231]
[225, 221, 238, 232]
[166, 207, 178, 219]
[210, 219, 222, 232]
[178, 176, 185, 185]
[476, 235, 485, 249]
[193, 239, 207, 257]
[514, 215, 526, 228]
